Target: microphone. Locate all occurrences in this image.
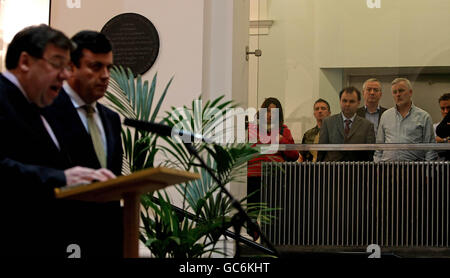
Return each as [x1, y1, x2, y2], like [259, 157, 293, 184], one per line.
[123, 118, 208, 142]
[123, 118, 279, 257]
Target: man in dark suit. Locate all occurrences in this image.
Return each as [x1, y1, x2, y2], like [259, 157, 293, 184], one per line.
[43, 31, 124, 258]
[0, 25, 115, 257]
[356, 78, 387, 135]
[317, 86, 375, 161]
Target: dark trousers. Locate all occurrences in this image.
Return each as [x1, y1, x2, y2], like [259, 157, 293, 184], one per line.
[247, 176, 262, 208]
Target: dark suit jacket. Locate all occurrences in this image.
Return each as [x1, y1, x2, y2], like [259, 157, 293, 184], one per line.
[0, 74, 70, 256]
[317, 113, 375, 162]
[436, 113, 450, 160]
[43, 89, 123, 175]
[356, 106, 387, 125]
[436, 112, 449, 139]
[42, 88, 124, 258]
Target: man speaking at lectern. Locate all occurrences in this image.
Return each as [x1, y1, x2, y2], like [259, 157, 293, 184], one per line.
[43, 31, 124, 257]
[0, 25, 116, 257]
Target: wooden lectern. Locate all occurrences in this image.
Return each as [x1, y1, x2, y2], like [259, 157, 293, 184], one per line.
[54, 167, 200, 258]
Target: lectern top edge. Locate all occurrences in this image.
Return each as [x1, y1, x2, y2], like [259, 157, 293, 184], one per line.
[54, 167, 200, 201]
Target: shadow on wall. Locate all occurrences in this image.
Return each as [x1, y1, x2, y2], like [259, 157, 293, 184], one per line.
[416, 47, 450, 123]
[285, 99, 316, 143]
[421, 47, 450, 70]
[285, 69, 343, 142]
[320, 68, 343, 115]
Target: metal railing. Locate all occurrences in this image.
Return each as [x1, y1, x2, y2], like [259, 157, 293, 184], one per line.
[262, 143, 450, 151]
[261, 161, 449, 252]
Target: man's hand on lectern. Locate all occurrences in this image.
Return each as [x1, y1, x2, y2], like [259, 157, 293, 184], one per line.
[64, 166, 116, 186]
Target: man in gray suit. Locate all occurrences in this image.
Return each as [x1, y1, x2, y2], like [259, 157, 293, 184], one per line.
[356, 78, 387, 135]
[317, 86, 375, 161]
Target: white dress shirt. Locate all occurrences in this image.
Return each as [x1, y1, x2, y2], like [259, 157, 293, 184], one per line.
[63, 82, 107, 154]
[2, 70, 60, 150]
[341, 112, 357, 130]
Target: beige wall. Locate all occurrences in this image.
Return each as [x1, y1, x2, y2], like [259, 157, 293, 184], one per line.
[51, 0, 249, 257]
[0, 0, 50, 71]
[255, 0, 450, 141]
[51, 0, 207, 257]
[317, 0, 450, 68]
[51, 0, 205, 117]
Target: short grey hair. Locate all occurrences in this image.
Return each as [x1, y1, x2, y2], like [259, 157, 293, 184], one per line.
[362, 78, 381, 92]
[392, 77, 412, 90]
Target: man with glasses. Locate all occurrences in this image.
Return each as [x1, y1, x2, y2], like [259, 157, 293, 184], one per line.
[0, 25, 116, 257]
[357, 78, 387, 135]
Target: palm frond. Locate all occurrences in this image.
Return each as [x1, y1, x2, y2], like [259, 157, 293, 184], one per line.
[107, 67, 274, 257]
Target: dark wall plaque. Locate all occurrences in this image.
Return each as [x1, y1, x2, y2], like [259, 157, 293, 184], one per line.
[101, 13, 160, 76]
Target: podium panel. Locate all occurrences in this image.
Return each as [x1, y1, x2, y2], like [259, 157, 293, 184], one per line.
[55, 167, 200, 258]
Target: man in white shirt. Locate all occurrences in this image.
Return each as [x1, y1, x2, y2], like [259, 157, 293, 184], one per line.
[43, 30, 124, 258]
[44, 31, 122, 176]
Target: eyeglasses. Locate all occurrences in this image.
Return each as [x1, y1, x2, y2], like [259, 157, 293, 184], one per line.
[40, 57, 72, 72]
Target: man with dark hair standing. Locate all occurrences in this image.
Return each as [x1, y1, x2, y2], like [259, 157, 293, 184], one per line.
[436, 108, 450, 161]
[301, 98, 331, 161]
[43, 30, 123, 257]
[0, 25, 116, 257]
[44, 30, 122, 175]
[317, 87, 375, 162]
[436, 106, 449, 141]
[356, 78, 387, 135]
[434, 93, 450, 143]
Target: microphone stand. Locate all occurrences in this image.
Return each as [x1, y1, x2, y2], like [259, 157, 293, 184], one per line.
[182, 141, 278, 258]
[124, 118, 278, 257]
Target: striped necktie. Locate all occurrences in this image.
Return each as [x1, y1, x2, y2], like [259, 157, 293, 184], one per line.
[83, 105, 107, 168]
[344, 119, 352, 137]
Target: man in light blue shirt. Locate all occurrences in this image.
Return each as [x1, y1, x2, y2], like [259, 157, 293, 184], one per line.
[374, 78, 437, 162]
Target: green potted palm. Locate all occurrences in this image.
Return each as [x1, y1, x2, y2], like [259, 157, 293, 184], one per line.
[106, 66, 272, 258]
